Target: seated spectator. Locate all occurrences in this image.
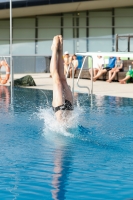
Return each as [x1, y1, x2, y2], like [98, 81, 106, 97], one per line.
[89, 55, 104, 78]
[119, 62, 133, 84]
[63, 51, 71, 76]
[69, 54, 78, 78]
[93, 56, 116, 82]
[106, 57, 123, 83]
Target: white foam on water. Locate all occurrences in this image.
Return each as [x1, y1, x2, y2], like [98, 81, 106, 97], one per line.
[38, 106, 83, 138]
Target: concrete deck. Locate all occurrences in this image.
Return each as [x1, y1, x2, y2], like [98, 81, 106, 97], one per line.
[2, 73, 133, 98]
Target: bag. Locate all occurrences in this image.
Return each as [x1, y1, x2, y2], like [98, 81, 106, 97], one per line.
[14, 75, 36, 86]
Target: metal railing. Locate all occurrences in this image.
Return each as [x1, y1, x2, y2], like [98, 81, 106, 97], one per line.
[76, 55, 93, 95]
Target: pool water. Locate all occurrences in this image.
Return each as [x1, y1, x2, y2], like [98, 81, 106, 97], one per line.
[0, 86, 133, 200]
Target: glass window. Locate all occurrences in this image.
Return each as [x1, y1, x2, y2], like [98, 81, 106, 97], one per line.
[89, 11, 112, 27]
[13, 18, 35, 28]
[78, 28, 86, 52]
[38, 16, 61, 55]
[38, 16, 61, 27]
[130, 38, 133, 52]
[13, 41, 35, 55]
[89, 16, 112, 27]
[0, 41, 9, 55]
[38, 28, 61, 55]
[0, 20, 10, 55]
[63, 28, 74, 53]
[38, 40, 53, 56]
[89, 28, 112, 52]
[63, 14, 73, 26]
[13, 56, 36, 73]
[89, 28, 112, 37]
[115, 28, 133, 36]
[115, 8, 133, 52]
[115, 17, 133, 27]
[89, 11, 112, 52]
[78, 12, 87, 52]
[89, 38, 112, 52]
[89, 11, 112, 17]
[13, 29, 35, 39]
[38, 28, 60, 40]
[117, 38, 128, 52]
[36, 57, 47, 73]
[63, 14, 74, 53]
[115, 8, 133, 16]
[79, 17, 86, 27]
[13, 18, 35, 55]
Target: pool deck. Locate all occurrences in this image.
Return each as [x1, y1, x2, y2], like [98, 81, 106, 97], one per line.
[2, 73, 133, 98]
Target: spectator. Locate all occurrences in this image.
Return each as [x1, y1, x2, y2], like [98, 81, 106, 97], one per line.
[119, 62, 133, 84]
[63, 51, 71, 76]
[106, 57, 123, 83]
[93, 56, 116, 82]
[69, 54, 78, 78]
[89, 55, 104, 78]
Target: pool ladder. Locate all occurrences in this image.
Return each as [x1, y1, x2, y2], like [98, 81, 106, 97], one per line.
[66, 55, 93, 96]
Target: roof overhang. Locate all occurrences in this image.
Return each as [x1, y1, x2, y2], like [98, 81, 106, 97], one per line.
[76, 52, 133, 58]
[0, 0, 133, 19]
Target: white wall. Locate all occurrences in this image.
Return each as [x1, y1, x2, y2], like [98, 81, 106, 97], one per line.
[0, 8, 132, 63]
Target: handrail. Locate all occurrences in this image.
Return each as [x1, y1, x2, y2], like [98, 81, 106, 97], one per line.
[77, 55, 93, 95]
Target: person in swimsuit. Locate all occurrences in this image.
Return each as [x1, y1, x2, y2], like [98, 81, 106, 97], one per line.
[50, 35, 73, 122]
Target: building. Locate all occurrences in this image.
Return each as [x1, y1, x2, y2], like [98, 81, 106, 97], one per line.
[0, 0, 133, 73]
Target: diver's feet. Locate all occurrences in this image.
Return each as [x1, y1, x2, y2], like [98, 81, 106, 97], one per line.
[51, 36, 59, 51]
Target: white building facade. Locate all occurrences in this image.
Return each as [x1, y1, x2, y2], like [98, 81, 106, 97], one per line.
[0, 0, 133, 73]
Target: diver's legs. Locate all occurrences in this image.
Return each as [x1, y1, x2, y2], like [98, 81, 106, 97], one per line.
[50, 36, 64, 107]
[58, 35, 73, 104]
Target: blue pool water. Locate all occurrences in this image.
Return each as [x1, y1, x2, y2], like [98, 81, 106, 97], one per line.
[0, 85, 133, 200]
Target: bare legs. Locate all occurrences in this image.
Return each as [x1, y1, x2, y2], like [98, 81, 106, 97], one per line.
[50, 35, 73, 109]
[58, 35, 73, 104]
[69, 67, 76, 79]
[93, 69, 107, 81]
[64, 65, 69, 77]
[50, 36, 63, 108]
[119, 75, 131, 84]
[94, 69, 99, 77]
[106, 69, 119, 83]
[89, 68, 99, 79]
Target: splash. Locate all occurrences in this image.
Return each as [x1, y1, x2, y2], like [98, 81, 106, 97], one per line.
[38, 106, 83, 137]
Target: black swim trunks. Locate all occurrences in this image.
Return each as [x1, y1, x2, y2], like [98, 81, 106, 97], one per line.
[53, 99, 73, 113]
[102, 67, 112, 71]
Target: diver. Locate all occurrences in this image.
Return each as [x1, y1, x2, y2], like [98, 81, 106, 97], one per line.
[50, 35, 73, 122]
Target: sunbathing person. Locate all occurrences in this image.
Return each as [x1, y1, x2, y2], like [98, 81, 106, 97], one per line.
[93, 56, 116, 82]
[50, 35, 73, 122]
[106, 57, 123, 83]
[119, 68, 133, 84]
